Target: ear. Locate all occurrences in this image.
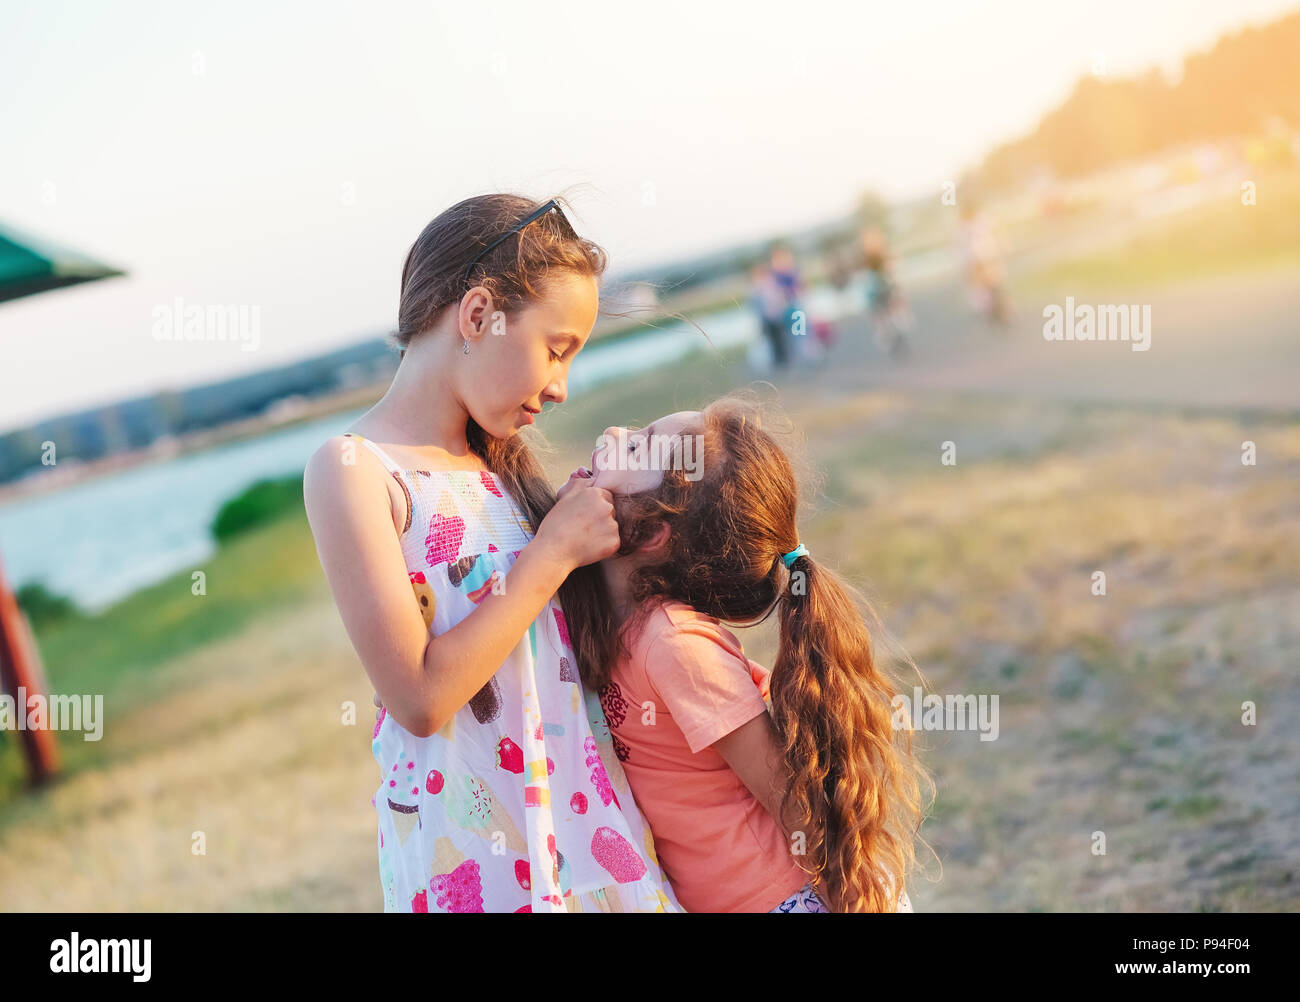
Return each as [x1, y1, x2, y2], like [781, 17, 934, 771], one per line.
[638, 520, 671, 557]
[459, 287, 494, 342]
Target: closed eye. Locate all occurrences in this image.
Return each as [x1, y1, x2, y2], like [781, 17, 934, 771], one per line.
[552, 333, 583, 363]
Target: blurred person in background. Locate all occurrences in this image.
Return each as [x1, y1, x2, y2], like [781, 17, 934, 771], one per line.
[957, 202, 1010, 326]
[748, 260, 790, 369]
[862, 226, 915, 359]
[769, 243, 810, 366]
[827, 247, 859, 319]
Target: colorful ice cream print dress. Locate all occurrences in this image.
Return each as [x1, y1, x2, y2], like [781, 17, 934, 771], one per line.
[345, 435, 680, 913]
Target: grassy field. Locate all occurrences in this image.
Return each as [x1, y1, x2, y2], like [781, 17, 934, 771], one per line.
[1015, 166, 1300, 295]
[2, 303, 1297, 911]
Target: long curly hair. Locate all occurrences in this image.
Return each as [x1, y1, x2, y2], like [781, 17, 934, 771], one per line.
[566, 392, 934, 912]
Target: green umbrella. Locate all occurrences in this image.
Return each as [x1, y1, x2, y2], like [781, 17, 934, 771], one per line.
[0, 220, 123, 303]
[0, 221, 124, 786]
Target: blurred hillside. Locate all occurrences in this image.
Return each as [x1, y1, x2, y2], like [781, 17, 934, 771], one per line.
[969, 10, 1300, 192]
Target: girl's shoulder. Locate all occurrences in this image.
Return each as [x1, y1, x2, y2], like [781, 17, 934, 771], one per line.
[627, 597, 743, 658]
[658, 598, 732, 635]
[623, 598, 769, 703]
[304, 434, 387, 500]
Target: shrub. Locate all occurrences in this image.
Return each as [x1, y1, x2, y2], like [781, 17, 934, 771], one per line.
[211, 473, 306, 544]
[14, 581, 79, 628]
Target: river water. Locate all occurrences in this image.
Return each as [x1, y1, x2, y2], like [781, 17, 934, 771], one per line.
[0, 282, 866, 612]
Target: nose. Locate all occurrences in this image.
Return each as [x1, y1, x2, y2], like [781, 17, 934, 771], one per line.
[600, 425, 624, 446]
[542, 376, 567, 406]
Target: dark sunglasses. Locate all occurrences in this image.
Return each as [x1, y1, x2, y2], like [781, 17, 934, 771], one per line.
[463, 198, 577, 284]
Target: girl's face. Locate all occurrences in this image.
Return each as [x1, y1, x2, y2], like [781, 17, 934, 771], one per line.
[458, 271, 599, 439]
[566, 409, 702, 496]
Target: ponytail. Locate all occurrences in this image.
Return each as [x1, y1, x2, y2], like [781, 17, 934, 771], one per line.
[771, 550, 929, 913]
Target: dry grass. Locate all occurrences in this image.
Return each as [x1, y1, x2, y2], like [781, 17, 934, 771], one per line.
[727, 395, 1300, 911]
[0, 600, 380, 910]
[2, 318, 1297, 911]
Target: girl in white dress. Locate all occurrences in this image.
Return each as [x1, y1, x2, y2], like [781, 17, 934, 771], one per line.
[304, 194, 679, 912]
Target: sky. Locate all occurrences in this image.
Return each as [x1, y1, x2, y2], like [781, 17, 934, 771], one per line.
[1, 0, 1296, 432]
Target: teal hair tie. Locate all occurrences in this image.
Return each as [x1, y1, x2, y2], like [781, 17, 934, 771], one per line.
[781, 543, 809, 568]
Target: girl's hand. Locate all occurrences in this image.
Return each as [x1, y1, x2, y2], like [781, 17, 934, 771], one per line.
[555, 465, 593, 502]
[535, 476, 619, 569]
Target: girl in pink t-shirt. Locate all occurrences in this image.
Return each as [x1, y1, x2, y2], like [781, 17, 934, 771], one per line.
[555, 395, 933, 912]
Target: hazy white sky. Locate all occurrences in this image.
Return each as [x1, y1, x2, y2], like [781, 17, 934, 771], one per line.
[1, 0, 1295, 432]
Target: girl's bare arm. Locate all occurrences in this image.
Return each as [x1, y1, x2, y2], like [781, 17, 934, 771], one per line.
[303, 436, 614, 738]
[713, 712, 803, 840]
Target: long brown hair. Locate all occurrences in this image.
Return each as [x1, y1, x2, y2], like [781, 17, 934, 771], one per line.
[391, 191, 612, 638]
[567, 392, 933, 912]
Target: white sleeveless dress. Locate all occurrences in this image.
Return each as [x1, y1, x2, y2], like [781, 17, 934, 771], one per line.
[344, 434, 680, 913]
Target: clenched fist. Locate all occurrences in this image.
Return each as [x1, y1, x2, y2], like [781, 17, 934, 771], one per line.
[536, 475, 619, 570]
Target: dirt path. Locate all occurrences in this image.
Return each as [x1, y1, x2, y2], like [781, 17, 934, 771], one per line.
[802, 267, 1300, 414]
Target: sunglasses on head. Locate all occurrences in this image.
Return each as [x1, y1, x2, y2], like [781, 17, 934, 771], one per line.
[463, 198, 577, 284]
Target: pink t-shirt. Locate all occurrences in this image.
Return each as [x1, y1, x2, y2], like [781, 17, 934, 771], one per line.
[599, 597, 809, 912]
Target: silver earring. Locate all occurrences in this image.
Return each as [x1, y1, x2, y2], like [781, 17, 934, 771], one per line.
[463, 340, 471, 355]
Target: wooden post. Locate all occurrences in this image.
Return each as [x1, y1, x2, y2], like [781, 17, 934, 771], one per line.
[0, 552, 61, 785]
